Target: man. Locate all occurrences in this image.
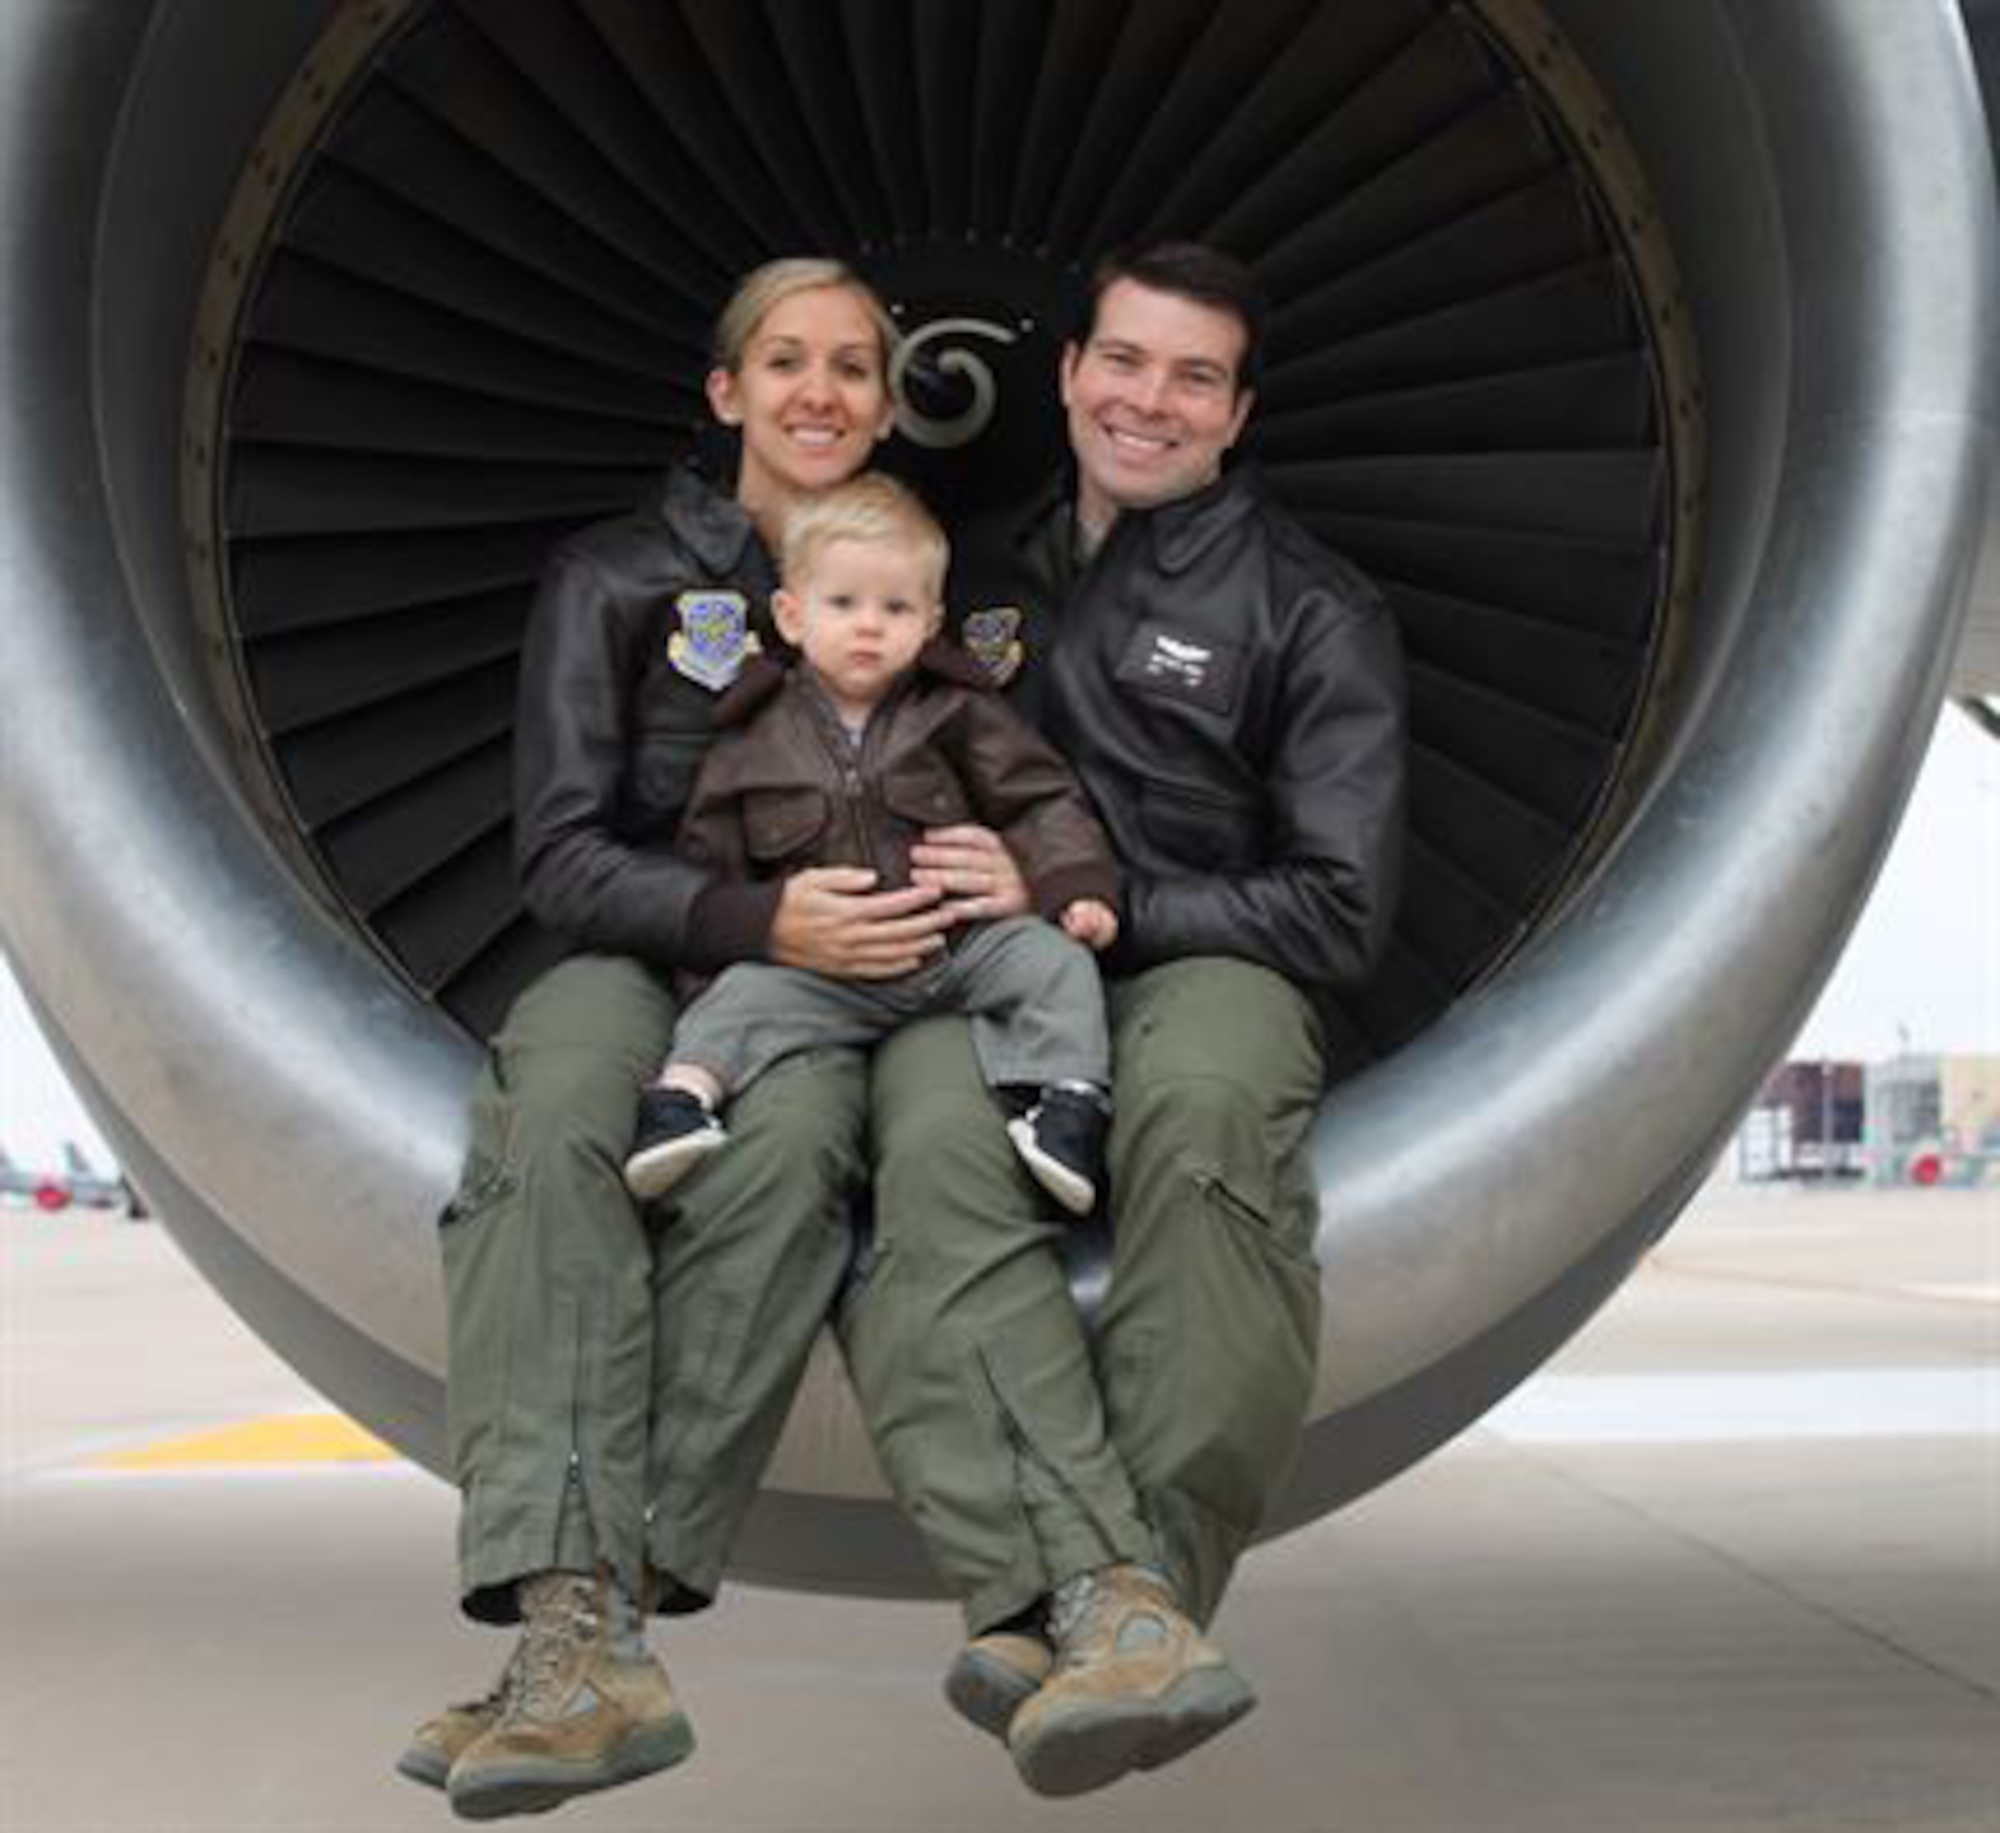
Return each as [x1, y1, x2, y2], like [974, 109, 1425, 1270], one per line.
[841, 242, 1407, 1798]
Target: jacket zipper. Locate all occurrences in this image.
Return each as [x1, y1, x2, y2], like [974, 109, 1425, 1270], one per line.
[803, 671, 910, 886]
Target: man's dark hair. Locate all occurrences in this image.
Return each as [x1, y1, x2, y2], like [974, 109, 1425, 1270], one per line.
[1079, 241, 1268, 393]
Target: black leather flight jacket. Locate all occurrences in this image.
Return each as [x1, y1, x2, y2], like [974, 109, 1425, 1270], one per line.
[951, 467, 1407, 1006]
[512, 465, 788, 973]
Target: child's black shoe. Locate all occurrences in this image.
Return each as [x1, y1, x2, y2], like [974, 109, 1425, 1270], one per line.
[1006, 1084, 1111, 1218]
[624, 1088, 728, 1200]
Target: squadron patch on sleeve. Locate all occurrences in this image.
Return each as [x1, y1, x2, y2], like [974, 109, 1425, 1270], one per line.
[667, 590, 761, 691]
[960, 605, 1026, 687]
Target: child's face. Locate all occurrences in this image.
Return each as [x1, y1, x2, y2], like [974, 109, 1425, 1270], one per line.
[776, 537, 942, 714]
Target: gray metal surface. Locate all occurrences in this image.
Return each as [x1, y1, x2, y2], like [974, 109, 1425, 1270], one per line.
[1955, 0, 2000, 692]
[0, 0, 1994, 1595]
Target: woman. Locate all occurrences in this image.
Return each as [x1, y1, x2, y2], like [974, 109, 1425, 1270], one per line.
[398, 259, 949, 1820]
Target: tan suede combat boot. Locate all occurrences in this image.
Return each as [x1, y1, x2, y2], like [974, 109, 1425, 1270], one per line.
[396, 1640, 521, 1791]
[396, 1690, 504, 1792]
[1007, 1564, 1256, 1797]
[445, 1569, 693, 1821]
[942, 1628, 1055, 1739]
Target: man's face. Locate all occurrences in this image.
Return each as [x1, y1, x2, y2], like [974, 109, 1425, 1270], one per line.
[1060, 278, 1254, 529]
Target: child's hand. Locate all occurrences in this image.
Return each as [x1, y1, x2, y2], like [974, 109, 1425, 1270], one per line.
[1061, 899, 1120, 952]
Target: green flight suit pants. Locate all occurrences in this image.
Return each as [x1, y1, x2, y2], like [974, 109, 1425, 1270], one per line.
[842, 956, 1326, 1632]
[441, 953, 867, 1622]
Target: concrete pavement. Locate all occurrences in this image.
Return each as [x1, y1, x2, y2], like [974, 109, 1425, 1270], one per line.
[2, 1181, 1994, 1831]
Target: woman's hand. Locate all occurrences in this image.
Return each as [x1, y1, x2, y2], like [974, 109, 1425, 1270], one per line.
[908, 825, 1031, 923]
[1061, 898, 1120, 952]
[770, 867, 952, 979]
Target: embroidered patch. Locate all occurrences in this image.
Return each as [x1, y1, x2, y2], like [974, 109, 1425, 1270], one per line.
[961, 605, 1026, 687]
[1114, 621, 1240, 714]
[667, 591, 761, 691]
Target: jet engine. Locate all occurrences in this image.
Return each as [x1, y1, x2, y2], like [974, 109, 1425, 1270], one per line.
[1, 0, 1993, 1593]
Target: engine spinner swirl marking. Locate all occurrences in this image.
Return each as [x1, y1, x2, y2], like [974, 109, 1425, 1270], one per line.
[890, 316, 1024, 451]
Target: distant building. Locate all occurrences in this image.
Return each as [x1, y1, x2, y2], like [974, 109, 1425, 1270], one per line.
[1740, 1060, 1866, 1180]
[1864, 1053, 2000, 1186]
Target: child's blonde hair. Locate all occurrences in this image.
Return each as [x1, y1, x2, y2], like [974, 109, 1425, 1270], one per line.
[781, 473, 950, 602]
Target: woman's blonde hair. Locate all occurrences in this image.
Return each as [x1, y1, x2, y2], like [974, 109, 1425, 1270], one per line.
[780, 473, 949, 601]
[711, 257, 900, 372]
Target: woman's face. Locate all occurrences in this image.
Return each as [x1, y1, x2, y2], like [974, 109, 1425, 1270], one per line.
[707, 285, 894, 508]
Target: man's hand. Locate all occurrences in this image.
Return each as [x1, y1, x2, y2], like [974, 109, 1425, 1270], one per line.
[770, 867, 951, 979]
[1061, 898, 1120, 952]
[909, 825, 1031, 924]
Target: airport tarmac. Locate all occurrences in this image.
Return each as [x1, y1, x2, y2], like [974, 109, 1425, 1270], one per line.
[2, 1180, 1995, 1832]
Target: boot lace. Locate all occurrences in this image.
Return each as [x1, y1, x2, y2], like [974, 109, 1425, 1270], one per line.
[1047, 1564, 1173, 1670]
[501, 1574, 601, 1723]
[1048, 1570, 1105, 1649]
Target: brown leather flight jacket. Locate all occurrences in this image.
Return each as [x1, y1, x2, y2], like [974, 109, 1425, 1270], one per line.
[675, 640, 1119, 927]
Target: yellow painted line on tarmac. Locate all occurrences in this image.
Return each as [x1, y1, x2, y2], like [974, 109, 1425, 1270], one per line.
[89, 1413, 399, 1470]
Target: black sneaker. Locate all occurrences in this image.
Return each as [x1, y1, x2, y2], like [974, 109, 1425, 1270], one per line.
[1005, 1085, 1110, 1217]
[624, 1088, 728, 1200]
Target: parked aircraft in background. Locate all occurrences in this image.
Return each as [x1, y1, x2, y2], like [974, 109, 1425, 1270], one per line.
[61, 1142, 142, 1211]
[0, 1147, 72, 1210]
[0, 1143, 144, 1214]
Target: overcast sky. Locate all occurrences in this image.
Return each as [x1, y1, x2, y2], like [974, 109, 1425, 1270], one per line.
[1790, 706, 1999, 1062]
[3, 709, 1995, 1171]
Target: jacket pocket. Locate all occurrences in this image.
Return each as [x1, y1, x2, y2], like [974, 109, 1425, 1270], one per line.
[880, 761, 973, 828]
[1135, 777, 1261, 872]
[627, 730, 706, 826]
[743, 787, 831, 865]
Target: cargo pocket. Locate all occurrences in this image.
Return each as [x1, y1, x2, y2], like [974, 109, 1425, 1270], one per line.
[1155, 1160, 1321, 1540]
[438, 1048, 518, 1232]
[441, 1167, 547, 1501]
[438, 1057, 525, 1487]
[438, 1149, 513, 1232]
[1191, 1162, 1321, 1279]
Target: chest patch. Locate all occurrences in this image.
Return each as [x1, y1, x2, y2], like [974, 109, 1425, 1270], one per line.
[960, 604, 1026, 687]
[668, 590, 762, 692]
[1115, 621, 1240, 714]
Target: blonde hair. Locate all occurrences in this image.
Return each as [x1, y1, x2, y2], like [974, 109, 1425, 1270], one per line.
[780, 473, 949, 602]
[711, 257, 900, 372]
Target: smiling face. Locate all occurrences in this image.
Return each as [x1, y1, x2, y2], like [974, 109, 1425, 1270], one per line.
[706, 283, 895, 528]
[1060, 277, 1254, 532]
[775, 535, 943, 722]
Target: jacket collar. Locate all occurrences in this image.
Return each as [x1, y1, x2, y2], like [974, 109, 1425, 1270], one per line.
[711, 636, 991, 731]
[913, 634, 995, 689]
[1142, 466, 1260, 575]
[657, 462, 759, 576]
[712, 651, 789, 727]
[1011, 463, 1259, 577]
